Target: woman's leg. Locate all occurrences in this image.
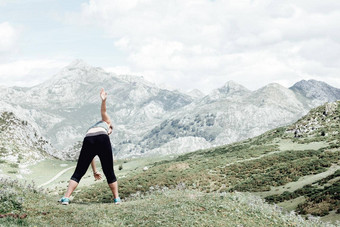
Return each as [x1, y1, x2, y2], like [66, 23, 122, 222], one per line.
[108, 181, 119, 199]
[64, 137, 95, 198]
[64, 180, 79, 197]
[97, 135, 119, 199]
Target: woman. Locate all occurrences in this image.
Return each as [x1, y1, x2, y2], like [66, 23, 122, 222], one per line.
[59, 88, 120, 205]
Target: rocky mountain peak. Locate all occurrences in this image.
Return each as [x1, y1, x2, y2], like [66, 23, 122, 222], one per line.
[290, 80, 327, 92]
[251, 83, 286, 97]
[66, 59, 93, 70]
[250, 83, 305, 110]
[37, 59, 106, 91]
[289, 79, 340, 104]
[187, 89, 205, 99]
[219, 81, 250, 94]
[204, 81, 250, 102]
[262, 82, 285, 89]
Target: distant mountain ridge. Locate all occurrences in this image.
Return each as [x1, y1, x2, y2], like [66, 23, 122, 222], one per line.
[0, 60, 339, 160]
[139, 82, 308, 156]
[290, 79, 340, 106]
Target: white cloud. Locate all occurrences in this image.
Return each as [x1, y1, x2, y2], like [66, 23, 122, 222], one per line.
[114, 37, 131, 50]
[59, 1, 340, 91]
[0, 59, 68, 87]
[0, 0, 14, 6]
[0, 22, 18, 52]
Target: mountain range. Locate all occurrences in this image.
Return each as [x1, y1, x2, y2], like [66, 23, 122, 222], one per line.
[0, 59, 339, 161]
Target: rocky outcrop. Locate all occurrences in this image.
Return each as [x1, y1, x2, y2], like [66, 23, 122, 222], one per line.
[0, 111, 55, 164]
[287, 101, 339, 138]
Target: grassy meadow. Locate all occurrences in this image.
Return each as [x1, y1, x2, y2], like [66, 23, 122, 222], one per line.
[0, 101, 339, 226]
[0, 177, 335, 227]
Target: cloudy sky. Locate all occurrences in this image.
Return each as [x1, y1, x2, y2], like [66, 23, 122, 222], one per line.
[0, 0, 339, 93]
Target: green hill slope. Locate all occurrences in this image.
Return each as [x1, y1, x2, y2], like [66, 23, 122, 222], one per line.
[74, 101, 339, 222]
[1, 101, 338, 226]
[0, 178, 335, 226]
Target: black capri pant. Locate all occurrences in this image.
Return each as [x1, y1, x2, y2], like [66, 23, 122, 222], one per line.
[71, 134, 117, 184]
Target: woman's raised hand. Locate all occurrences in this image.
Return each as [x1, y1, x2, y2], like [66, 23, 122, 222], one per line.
[100, 88, 107, 101]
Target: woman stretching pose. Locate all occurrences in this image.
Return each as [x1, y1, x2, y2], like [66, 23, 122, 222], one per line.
[59, 88, 120, 205]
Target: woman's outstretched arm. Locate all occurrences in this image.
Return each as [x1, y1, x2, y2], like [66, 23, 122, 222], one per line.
[100, 88, 111, 125]
[100, 88, 113, 134]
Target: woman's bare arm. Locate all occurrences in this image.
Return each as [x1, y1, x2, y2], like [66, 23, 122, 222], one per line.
[100, 88, 113, 134]
[91, 159, 102, 180]
[100, 88, 111, 124]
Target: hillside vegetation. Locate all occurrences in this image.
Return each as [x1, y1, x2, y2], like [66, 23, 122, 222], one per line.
[74, 101, 339, 222]
[0, 101, 338, 226]
[0, 177, 335, 226]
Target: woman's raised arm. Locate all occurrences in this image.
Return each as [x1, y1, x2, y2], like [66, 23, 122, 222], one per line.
[100, 88, 111, 125]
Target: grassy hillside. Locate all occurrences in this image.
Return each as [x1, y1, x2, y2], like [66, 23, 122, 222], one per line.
[0, 177, 334, 226]
[1, 101, 338, 226]
[74, 101, 339, 222]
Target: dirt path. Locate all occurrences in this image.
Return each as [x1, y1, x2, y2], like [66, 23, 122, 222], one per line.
[38, 166, 75, 188]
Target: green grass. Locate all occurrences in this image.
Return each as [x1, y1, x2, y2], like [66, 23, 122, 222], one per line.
[27, 159, 77, 187]
[278, 139, 328, 151]
[0, 177, 336, 227]
[75, 147, 339, 205]
[266, 170, 340, 216]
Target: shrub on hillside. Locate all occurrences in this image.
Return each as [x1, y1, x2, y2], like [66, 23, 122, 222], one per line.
[0, 188, 23, 213]
[0, 178, 39, 214]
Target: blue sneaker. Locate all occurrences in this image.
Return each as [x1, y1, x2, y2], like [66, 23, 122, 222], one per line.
[114, 197, 121, 205]
[58, 197, 70, 205]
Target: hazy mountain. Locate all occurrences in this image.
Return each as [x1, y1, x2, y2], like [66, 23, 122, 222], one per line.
[0, 60, 339, 159]
[186, 89, 205, 99]
[290, 79, 340, 106]
[138, 82, 308, 156]
[200, 81, 251, 104]
[0, 60, 194, 158]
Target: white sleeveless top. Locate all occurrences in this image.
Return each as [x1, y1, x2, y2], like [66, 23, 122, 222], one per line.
[85, 121, 109, 137]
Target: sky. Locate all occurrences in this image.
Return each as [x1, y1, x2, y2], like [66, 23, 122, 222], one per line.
[0, 0, 340, 93]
